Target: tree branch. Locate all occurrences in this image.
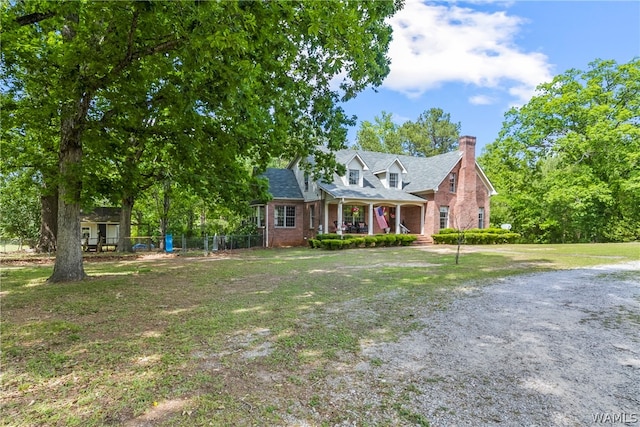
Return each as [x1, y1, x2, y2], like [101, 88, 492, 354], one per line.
[94, 38, 181, 91]
[123, 9, 140, 68]
[16, 11, 56, 26]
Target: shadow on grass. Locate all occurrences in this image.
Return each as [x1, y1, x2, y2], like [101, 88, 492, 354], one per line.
[1, 245, 636, 426]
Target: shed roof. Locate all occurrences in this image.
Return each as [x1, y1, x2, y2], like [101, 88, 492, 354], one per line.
[80, 207, 121, 223]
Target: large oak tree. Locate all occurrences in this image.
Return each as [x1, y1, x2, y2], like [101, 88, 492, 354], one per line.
[2, 0, 402, 281]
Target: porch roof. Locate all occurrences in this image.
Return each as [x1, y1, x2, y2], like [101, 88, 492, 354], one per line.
[318, 182, 425, 203]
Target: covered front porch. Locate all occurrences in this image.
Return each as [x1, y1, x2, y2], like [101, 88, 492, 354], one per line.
[322, 197, 426, 237]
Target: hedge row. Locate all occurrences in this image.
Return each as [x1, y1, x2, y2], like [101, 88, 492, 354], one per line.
[437, 227, 512, 235]
[309, 234, 417, 250]
[432, 231, 520, 244]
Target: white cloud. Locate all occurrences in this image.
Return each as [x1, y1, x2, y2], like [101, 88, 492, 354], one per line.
[391, 112, 412, 124]
[469, 94, 495, 105]
[384, 1, 552, 104]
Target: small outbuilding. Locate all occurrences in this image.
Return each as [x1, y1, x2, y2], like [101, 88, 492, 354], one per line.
[80, 207, 120, 251]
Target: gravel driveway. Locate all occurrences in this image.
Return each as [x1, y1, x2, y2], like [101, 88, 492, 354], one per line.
[359, 262, 640, 426]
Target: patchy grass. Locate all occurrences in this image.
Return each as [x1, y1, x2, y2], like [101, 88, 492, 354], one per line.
[1, 243, 638, 426]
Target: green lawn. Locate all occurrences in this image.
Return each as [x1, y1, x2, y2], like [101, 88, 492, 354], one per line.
[1, 243, 638, 426]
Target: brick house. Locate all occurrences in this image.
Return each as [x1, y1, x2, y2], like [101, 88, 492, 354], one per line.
[252, 136, 496, 247]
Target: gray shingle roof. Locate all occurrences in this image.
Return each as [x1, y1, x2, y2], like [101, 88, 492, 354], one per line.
[269, 148, 469, 203]
[262, 168, 304, 200]
[317, 182, 426, 202]
[320, 149, 462, 200]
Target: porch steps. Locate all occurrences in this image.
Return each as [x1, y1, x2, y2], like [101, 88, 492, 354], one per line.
[412, 234, 432, 246]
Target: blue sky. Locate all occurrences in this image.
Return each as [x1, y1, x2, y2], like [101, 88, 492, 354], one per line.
[340, 1, 640, 154]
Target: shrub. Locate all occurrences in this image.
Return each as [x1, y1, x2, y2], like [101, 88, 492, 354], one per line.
[438, 228, 458, 234]
[398, 235, 417, 246]
[311, 233, 418, 249]
[320, 239, 342, 250]
[432, 230, 521, 245]
[374, 235, 389, 246]
[431, 233, 461, 245]
[351, 237, 365, 247]
[364, 236, 377, 247]
[317, 233, 342, 241]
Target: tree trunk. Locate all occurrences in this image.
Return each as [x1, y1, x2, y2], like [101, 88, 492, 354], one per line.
[36, 193, 58, 253]
[48, 155, 86, 281]
[118, 195, 134, 252]
[48, 100, 89, 283]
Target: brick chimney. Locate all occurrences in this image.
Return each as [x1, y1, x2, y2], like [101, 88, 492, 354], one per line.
[454, 136, 478, 228]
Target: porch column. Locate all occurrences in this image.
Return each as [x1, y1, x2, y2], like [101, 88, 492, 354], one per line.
[395, 204, 401, 234]
[337, 200, 343, 235]
[265, 204, 270, 247]
[420, 203, 425, 235]
[368, 203, 374, 235]
[323, 200, 329, 235]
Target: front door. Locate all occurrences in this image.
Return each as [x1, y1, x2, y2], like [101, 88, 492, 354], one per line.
[98, 224, 106, 244]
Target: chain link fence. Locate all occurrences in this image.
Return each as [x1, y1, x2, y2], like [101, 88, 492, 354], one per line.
[1, 234, 264, 254]
[178, 234, 264, 253]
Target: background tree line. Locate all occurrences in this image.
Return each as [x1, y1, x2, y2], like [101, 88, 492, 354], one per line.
[343, 59, 639, 243]
[354, 108, 460, 156]
[479, 58, 640, 243]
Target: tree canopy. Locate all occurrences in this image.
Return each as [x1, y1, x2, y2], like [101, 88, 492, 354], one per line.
[479, 58, 640, 243]
[2, 0, 402, 281]
[354, 111, 405, 154]
[354, 108, 460, 156]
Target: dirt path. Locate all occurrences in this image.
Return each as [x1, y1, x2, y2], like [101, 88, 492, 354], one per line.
[359, 262, 640, 426]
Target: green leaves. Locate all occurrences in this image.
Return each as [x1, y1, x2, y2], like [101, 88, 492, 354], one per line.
[399, 108, 460, 156]
[480, 58, 640, 242]
[3, 0, 401, 275]
[354, 108, 460, 156]
[355, 111, 403, 154]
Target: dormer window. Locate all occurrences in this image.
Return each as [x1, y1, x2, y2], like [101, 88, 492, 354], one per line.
[389, 172, 399, 188]
[304, 172, 309, 191]
[348, 169, 359, 185]
[449, 173, 457, 192]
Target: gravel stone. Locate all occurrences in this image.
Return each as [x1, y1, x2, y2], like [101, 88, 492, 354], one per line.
[356, 261, 640, 426]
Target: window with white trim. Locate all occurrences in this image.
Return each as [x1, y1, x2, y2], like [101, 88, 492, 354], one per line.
[275, 205, 296, 228]
[309, 205, 315, 229]
[304, 172, 309, 192]
[478, 207, 485, 229]
[389, 172, 399, 188]
[348, 169, 359, 185]
[251, 205, 266, 227]
[439, 206, 449, 229]
[449, 173, 456, 192]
